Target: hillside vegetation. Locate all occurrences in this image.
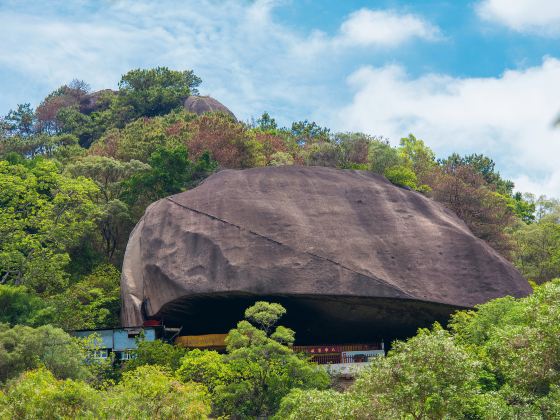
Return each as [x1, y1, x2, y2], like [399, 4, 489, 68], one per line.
[1, 67, 559, 418]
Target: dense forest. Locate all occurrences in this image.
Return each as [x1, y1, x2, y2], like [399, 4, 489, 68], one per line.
[1, 67, 560, 418]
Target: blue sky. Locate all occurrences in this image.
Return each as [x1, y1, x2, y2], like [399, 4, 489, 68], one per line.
[1, 0, 560, 195]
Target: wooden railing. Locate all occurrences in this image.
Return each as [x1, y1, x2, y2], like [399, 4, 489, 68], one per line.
[293, 343, 384, 365]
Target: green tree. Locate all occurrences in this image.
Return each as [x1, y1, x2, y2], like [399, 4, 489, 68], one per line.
[117, 67, 202, 118]
[0, 284, 47, 326]
[212, 301, 330, 418]
[513, 196, 560, 282]
[256, 112, 278, 131]
[352, 326, 484, 419]
[450, 279, 560, 416]
[105, 365, 210, 419]
[0, 368, 101, 419]
[398, 134, 436, 184]
[89, 109, 193, 162]
[1, 103, 35, 137]
[0, 324, 91, 383]
[125, 339, 187, 372]
[0, 158, 99, 294]
[66, 156, 150, 261]
[176, 349, 234, 392]
[384, 165, 418, 190]
[123, 145, 192, 216]
[47, 264, 121, 330]
[290, 120, 330, 146]
[368, 139, 403, 175]
[274, 388, 363, 420]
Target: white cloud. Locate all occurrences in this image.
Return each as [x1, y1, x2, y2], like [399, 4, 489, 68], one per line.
[476, 0, 560, 35]
[296, 9, 441, 56]
[337, 9, 440, 47]
[334, 58, 560, 196]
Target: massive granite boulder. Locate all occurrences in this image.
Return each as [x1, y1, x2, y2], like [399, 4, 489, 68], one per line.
[121, 166, 531, 342]
[184, 95, 236, 119]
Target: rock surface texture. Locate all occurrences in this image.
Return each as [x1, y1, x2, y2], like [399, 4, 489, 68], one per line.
[121, 166, 531, 340]
[184, 95, 236, 119]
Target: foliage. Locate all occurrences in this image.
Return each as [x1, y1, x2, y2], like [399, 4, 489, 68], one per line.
[124, 339, 187, 372]
[0, 324, 91, 383]
[441, 153, 514, 196]
[244, 301, 287, 333]
[513, 196, 560, 283]
[124, 145, 191, 202]
[274, 388, 362, 420]
[304, 141, 343, 167]
[117, 67, 202, 119]
[269, 151, 295, 166]
[1, 103, 35, 137]
[0, 158, 99, 294]
[0, 368, 101, 419]
[211, 301, 329, 418]
[291, 120, 330, 145]
[0, 365, 210, 420]
[450, 279, 560, 402]
[105, 365, 210, 419]
[35, 79, 90, 134]
[279, 280, 560, 419]
[335, 132, 376, 168]
[46, 264, 121, 330]
[256, 111, 278, 131]
[176, 349, 234, 392]
[0, 284, 48, 326]
[368, 138, 403, 174]
[429, 162, 516, 255]
[384, 165, 418, 189]
[352, 326, 484, 419]
[89, 111, 189, 162]
[186, 112, 256, 168]
[398, 134, 436, 184]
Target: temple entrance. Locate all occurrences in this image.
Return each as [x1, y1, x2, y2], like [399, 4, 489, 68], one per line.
[156, 293, 461, 346]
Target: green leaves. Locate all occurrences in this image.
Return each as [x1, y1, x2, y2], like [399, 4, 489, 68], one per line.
[0, 324, 92, 383]
[106, 365, 211, 419]
[0, 366, 211, 419]
[244, 301, 287, 333]
[513, 197, 560, 283]
[383, 165, 418, 189]
[117, 67, 202, 119]
[46, 264, 121, 331]
[279, 280, 560, 418]
[211, 302, 329, 418]
[0, 159, 99, 294]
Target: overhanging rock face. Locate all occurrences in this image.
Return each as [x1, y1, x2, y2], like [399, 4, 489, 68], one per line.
[121, 166, 531, 339]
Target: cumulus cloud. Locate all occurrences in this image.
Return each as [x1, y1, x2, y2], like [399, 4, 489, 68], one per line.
[334, 58, 560, 196]
[476, 0, 560, 35]
[336, 9, 440, 47]
[298, 9, 441, 55]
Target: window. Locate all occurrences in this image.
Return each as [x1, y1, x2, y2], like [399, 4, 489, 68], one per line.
[121, 350, 137, 361]
[90, 349, 109, 359]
